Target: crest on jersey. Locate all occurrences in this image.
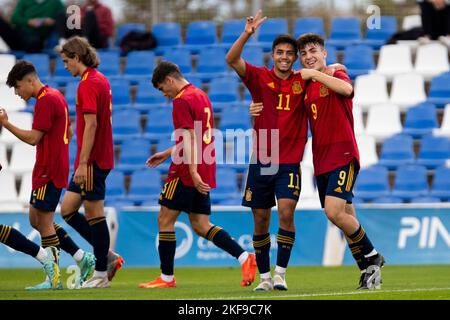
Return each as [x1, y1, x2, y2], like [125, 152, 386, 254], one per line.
[292, 81, 303, 94]
[267, 82, 275, 89]
[245, 189, 252, 202]
[319, 85, 329, 97]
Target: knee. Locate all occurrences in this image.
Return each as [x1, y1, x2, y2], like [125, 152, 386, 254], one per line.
[254, 217, 270, 234]
[278, 207, 295, 229]
[324, 206, 345, 227]
[157, 214, 174, 230]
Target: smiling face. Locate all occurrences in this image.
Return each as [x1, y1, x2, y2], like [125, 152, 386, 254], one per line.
[271, 42, 297, 75]
[299, 42, 327, 71]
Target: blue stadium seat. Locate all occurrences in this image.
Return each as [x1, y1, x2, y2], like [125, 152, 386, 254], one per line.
[210, 167, 240, 204]
[294, 17, 325, 38]
[69, 139, 77, 166]
[379, 134, 415, 169]
[354, 165, 390, 201]
[372, 196, 403, 204]
[105, 170, 125, 202]
[219, 106, 252, 131]
[208, 77, 240, 113]
[325, 45, 338, 65]
[112, 109, 142, 143]
[253, 18, 288, 52]
[115, 23, 146, 47]
[195, 47, 228, 82]
[98, 51, 121, 77]
[242, 46, 265, 67]
[429, 166, 450, 200]
[116, 138, 151, 174]
[126, 169, 162, 205]
[123, 51, 155, 84]
[403, 103, 438, 138]
[23, 53, 50, 80]
[64, 81, 78, 115]
[134, 82, 169, 113]
[343, 45, 375, 79]
[162, 47, 192, 74]
[186, 75, 203, 89]
[221, 134, 252, 173]
[391, 164, 429, 200]
[152, 22, 182, 55]
[216, 196, 243, 205]
[219, 19, 246, 50]
[111, 82, 131, 111]
[426, 72, 450, 107]
[52, 58, 74, 86]
[144, 108, 173, 142]
[184, 21, 218, 54]
[327, 17, 361, 49]
[416, 135, 450, 169]
[361, 16, 397, 49]
[410, 196, 441, 203]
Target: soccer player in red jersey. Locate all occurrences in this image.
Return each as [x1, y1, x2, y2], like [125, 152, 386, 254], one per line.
[226, 11, 309, 291]
[59, 36, 123, 288]
[297, 33, 384, 290]
[138, 61, 257, 289]
[0, 60, 72, 289]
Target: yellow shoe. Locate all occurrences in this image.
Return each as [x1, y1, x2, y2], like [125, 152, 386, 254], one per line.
[138, 276, 176, 288]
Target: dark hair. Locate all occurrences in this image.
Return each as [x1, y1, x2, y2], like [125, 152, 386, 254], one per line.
[61, 36, 100, 68]
[272, 34, 298, 54]
[6, 60, 37, 88]
[151, 61, 183, 88]
[297, 33, 325, 51]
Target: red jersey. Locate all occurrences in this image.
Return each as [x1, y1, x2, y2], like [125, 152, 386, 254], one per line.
[75, 68, 114, 170]
[32, 86, 70, 189]
[167, 84, 216, 188]
[303, 70, 360, 176]
[241, 62, 308, 164]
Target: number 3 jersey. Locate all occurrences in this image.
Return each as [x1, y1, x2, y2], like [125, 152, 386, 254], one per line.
[32, 85, 70, 190]
[303, 70, 360, 176]
[241, 62, 308, 164]
[168, 83, 216, 188]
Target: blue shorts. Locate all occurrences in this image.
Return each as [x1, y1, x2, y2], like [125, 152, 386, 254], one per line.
[30, 180, 62, 212]
[242, 162, 302, 209]
[316, 160, 359, 208]
[158, 178, 211, 215]
[68, 162, 110, 201]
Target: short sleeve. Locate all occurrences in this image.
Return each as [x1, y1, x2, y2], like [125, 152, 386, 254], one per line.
[334, 70, 354, 98]
[78, 81, 97, 114]
[32, 97, 53, 132]
[173, 99, 194, 129]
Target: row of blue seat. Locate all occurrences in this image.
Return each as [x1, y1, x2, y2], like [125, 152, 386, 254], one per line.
[119, 16, 398, 54]
[356, 164, 450, 202]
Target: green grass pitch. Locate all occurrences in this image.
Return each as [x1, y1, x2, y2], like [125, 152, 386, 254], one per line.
[0, 265, 449, 300]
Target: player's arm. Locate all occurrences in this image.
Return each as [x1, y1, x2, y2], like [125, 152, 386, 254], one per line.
[225, 10, 267, 77]
[300, 69, 353, 97]
[74, 113, 97, 185]
[146, 146, 173, 168]
[0, 108, 44, 145]
[182, 128, 211, 195]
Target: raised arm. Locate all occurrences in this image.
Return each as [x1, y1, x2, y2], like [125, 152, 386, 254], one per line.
[225, 10, 267, 77]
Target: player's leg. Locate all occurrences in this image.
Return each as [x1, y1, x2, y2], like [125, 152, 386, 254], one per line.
[242, 162, 276, 291]
[139, 206, 180, 288]
[321, 160, 384, 289]
[26, 183, 62, 290]
[0, 224, 59, 290]
[273, 164, 301, 290]
[139, 178, 182, 288]
[188, 191, 257, 287]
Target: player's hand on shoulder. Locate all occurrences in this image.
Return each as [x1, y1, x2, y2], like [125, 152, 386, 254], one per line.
[326, 63, 347, 76]
[245, 10, 268, 35]
[249, 102, 263, 117]
[300, 68, 317, 80]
